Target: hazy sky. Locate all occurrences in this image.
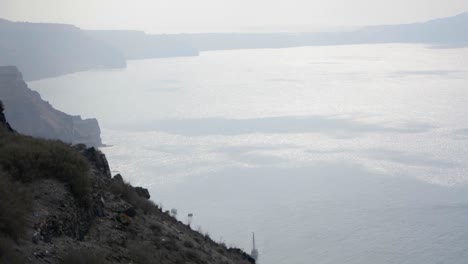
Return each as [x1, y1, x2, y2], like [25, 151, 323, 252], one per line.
[1, 0, 467, 33]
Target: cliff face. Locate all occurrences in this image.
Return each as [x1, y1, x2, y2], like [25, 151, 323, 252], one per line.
[0, 19, 126, 81]
[86, 30, 199, 60]
[173, 12, 468, 51]
[0, 100, 13, 132]
[0, 66, 103, 147]
[0, 111, 255, 264]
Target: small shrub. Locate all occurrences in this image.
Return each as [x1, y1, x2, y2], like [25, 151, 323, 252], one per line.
[109, 180, 157, 213]
[204, 232, 212, 241]
[150, 223, 162, 235]
[135, 198, 157, 214]
[60, 249, 107, 264]
[183, 240, 195, 249]
[0, 172, 31, 240]
[163, 239, 179, 251]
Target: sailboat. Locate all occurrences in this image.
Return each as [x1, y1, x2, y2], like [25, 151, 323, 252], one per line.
[251, 232, 259, 261]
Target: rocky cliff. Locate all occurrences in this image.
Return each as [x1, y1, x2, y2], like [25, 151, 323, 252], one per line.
[0, 100, 13, 132]
[0, 66, 103, 147]
[0, 110, 255, 264]
[174, 12, 468, 51]
[0, 19, 126, 81]
[86, 30, 199, 60]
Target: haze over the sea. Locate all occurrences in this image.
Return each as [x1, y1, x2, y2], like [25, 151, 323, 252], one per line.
[2, 0, 468, 33]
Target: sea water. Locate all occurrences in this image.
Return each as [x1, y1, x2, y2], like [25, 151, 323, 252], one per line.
[30, 44, 468, 264]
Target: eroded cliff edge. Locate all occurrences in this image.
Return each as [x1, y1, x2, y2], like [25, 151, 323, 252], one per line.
[0, 66, 103, 147]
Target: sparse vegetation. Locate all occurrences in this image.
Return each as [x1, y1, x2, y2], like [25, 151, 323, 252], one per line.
[0, 171, 31, 241]
[0, 127, 91, 201]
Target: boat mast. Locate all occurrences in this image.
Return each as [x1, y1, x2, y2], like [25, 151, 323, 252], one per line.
[251, 232, 259, 260]
[252, 232, 256, 250]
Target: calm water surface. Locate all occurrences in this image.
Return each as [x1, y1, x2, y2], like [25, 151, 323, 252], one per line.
[30, 44, 468, 264]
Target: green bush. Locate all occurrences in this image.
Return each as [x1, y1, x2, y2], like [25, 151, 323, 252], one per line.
[0, 128, 90, 200]
[0, 171, 31, 241]
[60, 249, 108, 264]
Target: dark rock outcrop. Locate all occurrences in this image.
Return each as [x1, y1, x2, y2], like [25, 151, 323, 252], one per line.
[111, 173, 151, 200]
[0, 100, 13, 132]
[112, 174, 124, 183]
[83, 146, 112, 177]
[134, 186, 151, 199]
[0, 66, 103, 147]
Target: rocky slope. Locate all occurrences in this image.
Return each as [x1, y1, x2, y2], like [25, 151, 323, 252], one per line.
[0, 66, 103, 147]
[0, 105, 255, 264]
[0, 19, 126, 81]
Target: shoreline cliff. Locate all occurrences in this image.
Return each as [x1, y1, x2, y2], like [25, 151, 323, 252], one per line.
[0, 19, 126, 82]
[0, 103, 255, 264]
[0, 66, 103, 147]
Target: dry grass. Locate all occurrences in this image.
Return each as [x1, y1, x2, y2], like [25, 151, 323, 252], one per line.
[0, 171, 31, 241]
[0, 127, 91, 201]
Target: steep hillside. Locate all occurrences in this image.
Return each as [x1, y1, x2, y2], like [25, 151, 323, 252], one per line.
[0, 19, 126, 81]
[0, 66, 102, 147]
[0, 105, 255, 264]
